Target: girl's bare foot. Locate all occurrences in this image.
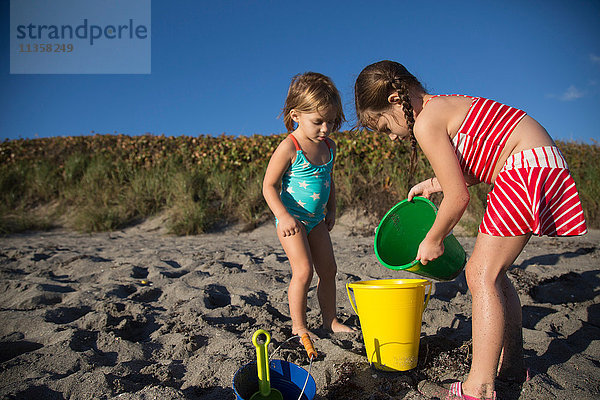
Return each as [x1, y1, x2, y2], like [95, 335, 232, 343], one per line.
[328, 319, 356, 333]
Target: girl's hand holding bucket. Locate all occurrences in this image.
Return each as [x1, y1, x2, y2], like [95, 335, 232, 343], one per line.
[407, 179, 447, 265]
[408, 177, 441, 201]
[374, 197, 466, 281]
[416, 235, 445, 265]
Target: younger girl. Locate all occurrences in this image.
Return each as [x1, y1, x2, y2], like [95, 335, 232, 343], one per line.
[354, 60, 587, 400]
[263, 72, 354, 338]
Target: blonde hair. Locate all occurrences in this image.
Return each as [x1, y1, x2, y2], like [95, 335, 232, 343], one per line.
[354, 60, 426, 178]
[282, 72, 345, 132]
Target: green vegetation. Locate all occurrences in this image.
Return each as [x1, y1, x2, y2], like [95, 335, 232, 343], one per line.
[0, 133, 597, 235]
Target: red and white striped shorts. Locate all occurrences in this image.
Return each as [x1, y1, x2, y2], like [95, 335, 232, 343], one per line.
[480, 146, 587, 237]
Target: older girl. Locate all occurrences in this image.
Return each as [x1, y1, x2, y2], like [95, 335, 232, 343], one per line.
[354, 60, 586, 400]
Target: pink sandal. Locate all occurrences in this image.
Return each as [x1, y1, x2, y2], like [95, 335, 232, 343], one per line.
[418, 380, 496, 400]
[448, 382, 496, 400]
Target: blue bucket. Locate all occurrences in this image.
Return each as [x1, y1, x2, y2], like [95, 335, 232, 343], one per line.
[233, 359, 316, 400]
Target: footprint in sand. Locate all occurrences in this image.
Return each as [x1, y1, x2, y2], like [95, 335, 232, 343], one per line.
[162, 260, 182, 269]
[532, 271, 599, 304]
[160, 270, 189, 279]
[0, 332, 44, 362]
[203, 284, 230, 309]
[106, 284, 138, 299]
[44, 306, 92, 324]
[97, 302, 158, 342]
[69, 330, 99, 352]
[130, 287, 163, 303]
[240, 291, 268, 307]
[130, 266, 148, 279]
[210, 261, 244, 274]
[11, 386, 64, 399]
[152, 259, 190, 278]
[1, 282, 74, 310]
[31, 253, 51, 262]
[202, 313, 256, 334]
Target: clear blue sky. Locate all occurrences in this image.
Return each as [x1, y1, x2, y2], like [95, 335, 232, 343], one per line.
[2, 0, 599, 143]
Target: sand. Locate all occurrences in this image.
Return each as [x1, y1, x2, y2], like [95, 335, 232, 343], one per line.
[0, 214, 599, 399]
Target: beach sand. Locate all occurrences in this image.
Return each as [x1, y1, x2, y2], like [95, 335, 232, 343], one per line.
[1, 214, 598, 399]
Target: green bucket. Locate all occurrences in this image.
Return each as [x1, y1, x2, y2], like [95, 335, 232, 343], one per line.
[374, 197, 466, 281]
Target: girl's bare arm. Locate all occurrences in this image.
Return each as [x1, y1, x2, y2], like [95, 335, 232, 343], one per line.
[262, 139, 301, 236]
[413, 115, 470, 263]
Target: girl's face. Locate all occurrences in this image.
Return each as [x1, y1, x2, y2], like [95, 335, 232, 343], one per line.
[291, 107, 337, 142]
[372, 106, 410, 142]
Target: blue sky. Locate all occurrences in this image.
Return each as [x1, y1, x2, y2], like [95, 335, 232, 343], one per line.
[1, 0, 599, 143]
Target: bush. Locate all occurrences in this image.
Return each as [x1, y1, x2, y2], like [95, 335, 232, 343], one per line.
[0, 134, 597, 234]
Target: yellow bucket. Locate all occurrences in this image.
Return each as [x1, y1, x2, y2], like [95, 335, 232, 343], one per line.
[346, 279, 431, 371]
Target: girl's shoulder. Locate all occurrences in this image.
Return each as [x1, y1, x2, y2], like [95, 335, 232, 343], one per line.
[274, 135, 299, 159]
[424, 94, 475, 109]
[415, 94, 474, 134]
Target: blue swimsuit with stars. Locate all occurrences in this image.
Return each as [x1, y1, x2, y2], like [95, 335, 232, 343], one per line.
[278, 134, 333, 234]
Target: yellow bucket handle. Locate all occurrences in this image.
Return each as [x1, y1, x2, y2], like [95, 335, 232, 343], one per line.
[346, 283, 359, 314]
[347, 281, 433, 315]
[423, 280, 432, 309]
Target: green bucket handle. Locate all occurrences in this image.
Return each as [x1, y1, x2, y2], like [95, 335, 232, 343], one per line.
[346, 280, 432, 315]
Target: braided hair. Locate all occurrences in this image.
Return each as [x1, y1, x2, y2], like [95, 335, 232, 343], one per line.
[354, 60, 426, 180]
[394, 79, 418, 179]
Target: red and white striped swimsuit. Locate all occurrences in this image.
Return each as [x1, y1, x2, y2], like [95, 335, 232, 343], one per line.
[427, 94, 587, 237]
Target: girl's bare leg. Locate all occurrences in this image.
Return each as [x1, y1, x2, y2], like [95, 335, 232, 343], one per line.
[497, 274, 526, 381]
[307, 222, 354, 333]
[463, 233, 531, 399]
[277, 225, 315, 338]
